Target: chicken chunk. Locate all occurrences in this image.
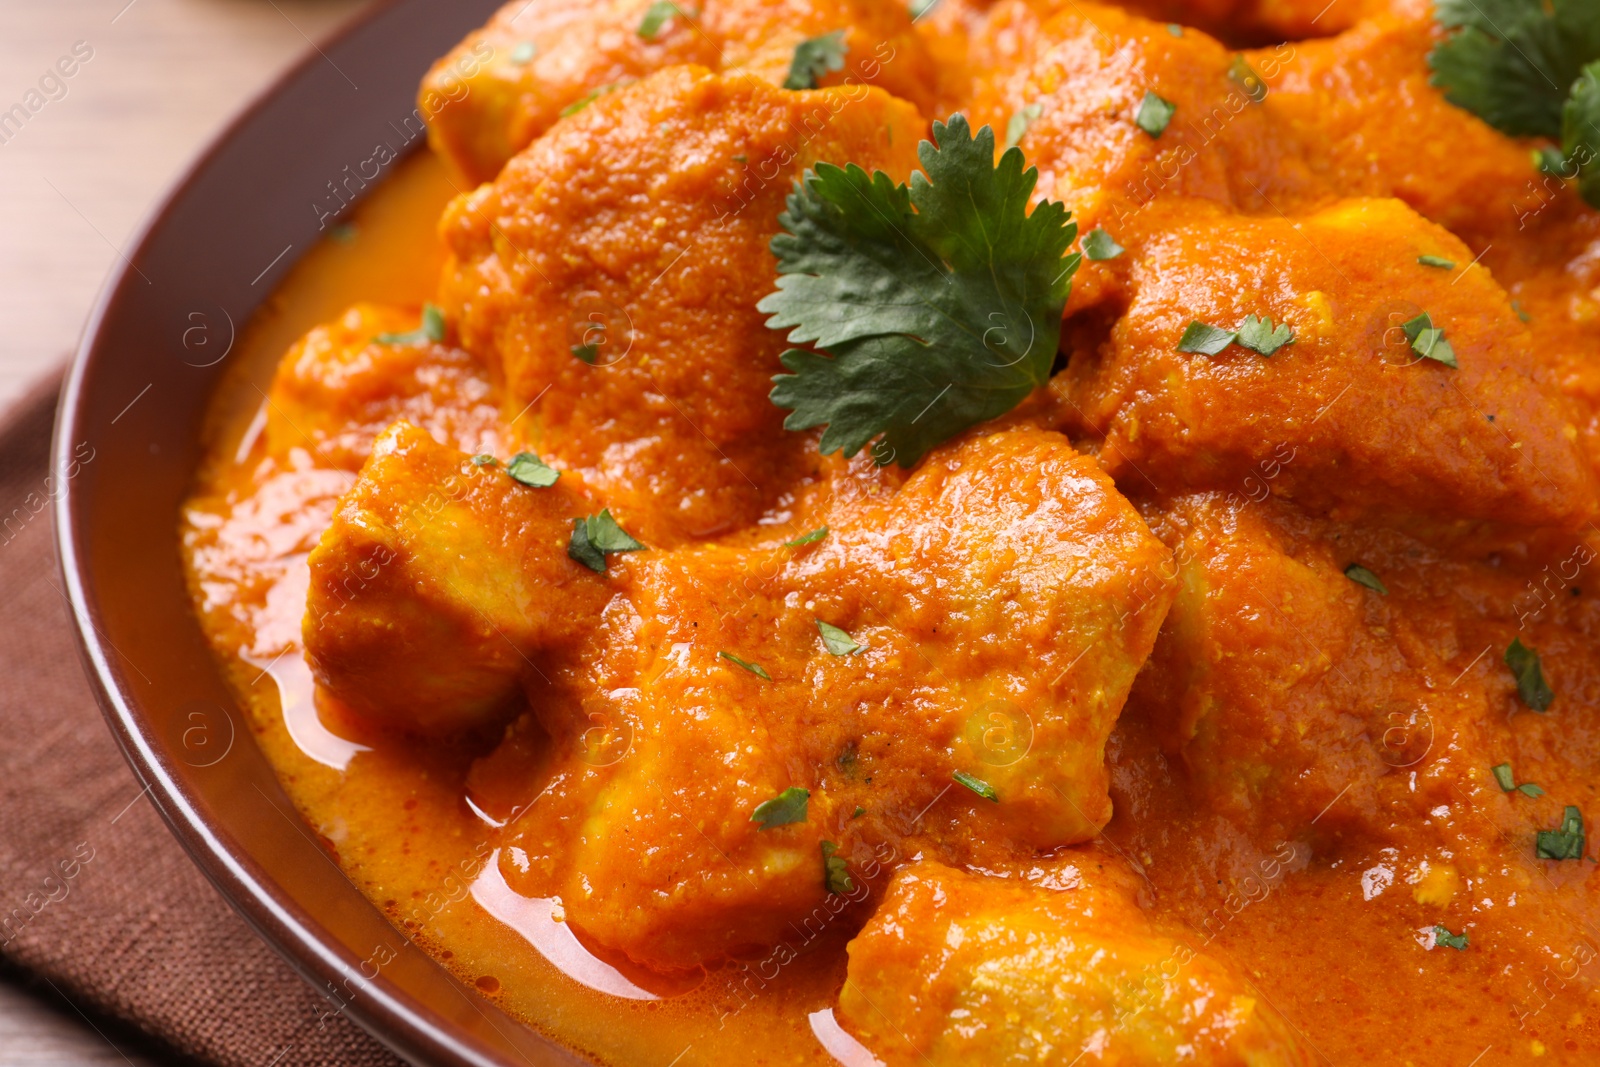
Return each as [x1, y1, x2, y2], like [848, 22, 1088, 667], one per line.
[1265, 9, 1541, 249]
[838, 860, 1318, 1066]
[421, 0, 939, 184]
[303, 422, 612, 734]
[1130, 491, 1600, 856]
[1054, 196, 1597, 528]
[966, 1, 1325, 231]
[266, 303, 501, 471]
[439, 67, 924, 543]
[476, 429, 1177, 969]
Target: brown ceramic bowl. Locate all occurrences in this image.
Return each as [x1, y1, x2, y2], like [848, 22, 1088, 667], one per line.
[53, 3, 587, 1064]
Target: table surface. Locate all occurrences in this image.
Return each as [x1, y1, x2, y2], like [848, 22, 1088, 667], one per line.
[0, 0, 370, 1061]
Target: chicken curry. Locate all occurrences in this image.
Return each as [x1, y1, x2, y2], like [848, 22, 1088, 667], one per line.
[182, 0, 1600, 1062]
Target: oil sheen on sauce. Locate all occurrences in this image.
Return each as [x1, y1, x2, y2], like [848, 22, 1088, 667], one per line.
[183, 152, 867, 1066]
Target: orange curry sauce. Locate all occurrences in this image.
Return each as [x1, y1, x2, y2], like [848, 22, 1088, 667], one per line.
[183, 1, 1600, 1063]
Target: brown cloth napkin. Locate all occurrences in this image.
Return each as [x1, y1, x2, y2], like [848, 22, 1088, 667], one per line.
[0, 374, 405, 1067]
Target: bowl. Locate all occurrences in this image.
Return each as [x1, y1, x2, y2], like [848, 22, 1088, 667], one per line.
[52, 2, 588, 1063]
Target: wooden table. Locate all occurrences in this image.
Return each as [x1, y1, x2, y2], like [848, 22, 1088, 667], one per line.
[0, 1, 370, 1059]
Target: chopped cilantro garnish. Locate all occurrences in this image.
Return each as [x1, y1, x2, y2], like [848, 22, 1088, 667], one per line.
[1228, 56, 1267, 103]
[560, 81, 627, 117]
[1536, 805, 1586, 860]
[1402, 313, 1458, 368]
[1082, 228, 1125, 261]
[567, 509, 645, 573]
[506, 452, 560, 487]
[374, 304, 446, 346]
[785, 526, 828, 547]
[1505, 638, 1553, 711]
[470, 454, 496, 467]
[1492, 761, 1546, 796]
[751, 786, 809, 828]
[1513, 300, 1532, 323]
[1167, 23, 1183, 37]
[1135, 91, 1175, 137]
[1236, 314, 1294, 356]
[509, 41, 537, 65]
[822, 841, 854, 894]
[953, 769, 998, 802]
[572, 343, 599, 364]
[783, 31, 847, 91]
[909, 0, 940, 19]
[1177, 321, 1236, 355]
[720, 651, 772, 680]
[637, 0, 680, 39]
[1491, 762, 1517, 791]
[851, 806, 866, 819]
[816, 619, 862, 656]
[1418, 255, 1456, 269]
[1004, 103, 1042, 150]
[762, 115, 1079, 467]
[1433, 926, 1470, 951]
[1344, 564, 1388, 596]
[329, 223, 358, 244]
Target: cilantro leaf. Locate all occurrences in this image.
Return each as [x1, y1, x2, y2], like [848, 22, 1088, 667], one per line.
[506, 452, 559, 487]
[822, 841, 854, 894]
[1429, 0, 1600, 140]
[1491, 762, 1516, 791]
[909, 0, 940, 19]
[1177, 321, 1236, 355]
[1505, 637, 1554, 711]
[374, 303, 446, 345]
[1136, 91, 1176, 137]
[1433, 926, 1470, 951]
[567, 509, 645, 573]
[470, 454, 496, 467]
[1536, 805, 1585, 860]
[509, 41, 537, 65]
[572, 343, 599, 364]
[1082, 228, 1125, 261]
[1004, 103, 1042, 150]
[1344, 563, 1388, 595]
[751, 786, 809, 828]
[1402, 313, 1459, 368]
[1418, 255, 1456, 269]
[953, 769, 998, 802]
[816, 619, 862, 655]
[785, 525, 828, 547]
[560, 81, 628, 117]
[1228, 56, 1267, 103]
[762, 115, 1079, 467]
[719, 651, 771, 680]
[638, 0, 680, 39]
[1520, 782, 1547, 797]
[783, 31, 847, 91]
[1237, 314, 1294, 356]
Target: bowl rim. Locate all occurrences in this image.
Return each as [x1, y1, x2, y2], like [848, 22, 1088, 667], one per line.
[50, 4, 577, 1064]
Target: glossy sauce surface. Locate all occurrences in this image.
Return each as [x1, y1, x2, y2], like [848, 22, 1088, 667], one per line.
[181, 1, 1600, 1063]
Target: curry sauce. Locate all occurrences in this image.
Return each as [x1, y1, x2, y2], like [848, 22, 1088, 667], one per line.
[183, 1, 1600, 1063]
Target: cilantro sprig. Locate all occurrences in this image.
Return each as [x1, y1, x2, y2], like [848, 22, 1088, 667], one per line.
[1430, 1, 1600, 207]
[762, 115, 1079, 467]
